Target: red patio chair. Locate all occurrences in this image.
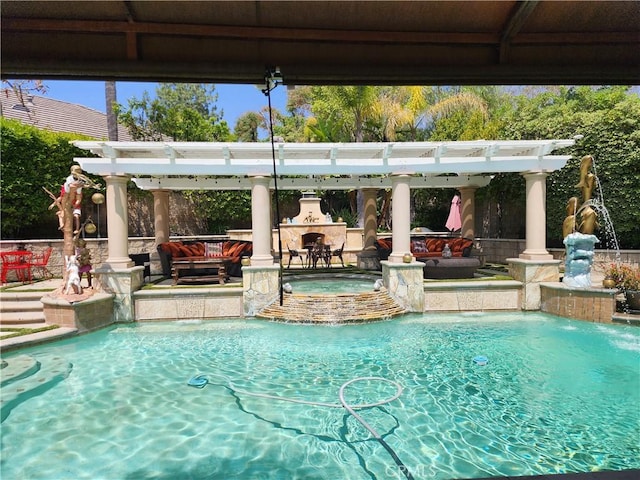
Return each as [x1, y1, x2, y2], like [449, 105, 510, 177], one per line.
[31, 247, 54, 279]
[1, 251, 33, 284]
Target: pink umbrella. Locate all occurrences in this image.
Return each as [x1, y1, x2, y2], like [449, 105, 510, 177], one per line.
[445, 194, 462, 232]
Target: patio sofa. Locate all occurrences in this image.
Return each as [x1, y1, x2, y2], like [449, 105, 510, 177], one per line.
[157, 240, 253, 278]
[374, 236, 480, 278]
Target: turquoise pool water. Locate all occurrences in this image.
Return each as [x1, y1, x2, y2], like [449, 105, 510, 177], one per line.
[1, 312, 639, 479]
[286, 274, 381, 294]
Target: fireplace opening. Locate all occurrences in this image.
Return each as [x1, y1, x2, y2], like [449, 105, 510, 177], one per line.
[302, 232, 325, 247]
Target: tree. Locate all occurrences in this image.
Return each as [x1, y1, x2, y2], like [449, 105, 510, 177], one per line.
[116, 83, 231, 141]
[234, 111, 263, 141]
[0, 119, 97, 239]
[105, 81, 118, 141]
[494, 86, 640, 248]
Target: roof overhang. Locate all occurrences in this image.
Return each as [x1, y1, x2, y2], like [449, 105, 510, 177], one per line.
[2, 1, 638, 85]
[73, 139, 575, 191]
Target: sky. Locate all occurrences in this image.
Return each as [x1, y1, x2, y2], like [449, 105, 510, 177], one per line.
[42, 80, 289, 130]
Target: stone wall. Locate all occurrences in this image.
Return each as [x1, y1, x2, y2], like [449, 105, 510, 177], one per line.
[540, 283, 617, 323]
[2, 237, 638, 281]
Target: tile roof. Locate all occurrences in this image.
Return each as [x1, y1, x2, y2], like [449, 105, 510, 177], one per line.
[0, 88, 133, 141]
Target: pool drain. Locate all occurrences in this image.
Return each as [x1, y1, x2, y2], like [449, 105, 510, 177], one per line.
[188, 374, 414, 479]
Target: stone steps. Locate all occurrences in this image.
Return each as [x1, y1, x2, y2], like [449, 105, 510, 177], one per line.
[0, 292, 47, 325]
[0, 354, 73, 422]
[257, 289, 405, 323]
[0, 289, 77, 352]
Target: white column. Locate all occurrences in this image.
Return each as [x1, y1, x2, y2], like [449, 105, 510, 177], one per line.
[250, 176, 274, 266]
[152, 189, 170, 247]
[520, 171, 553, 260]
[459, 186, 476, 239]
[104, 175, 133, 268]
[389, 174, 412, 263]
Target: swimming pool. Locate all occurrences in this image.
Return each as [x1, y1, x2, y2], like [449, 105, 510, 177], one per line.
[1, 312, 639, 479]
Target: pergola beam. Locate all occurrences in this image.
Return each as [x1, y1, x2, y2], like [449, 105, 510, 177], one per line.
[73, 139, 576, 182]
[132, 174, 493, 191]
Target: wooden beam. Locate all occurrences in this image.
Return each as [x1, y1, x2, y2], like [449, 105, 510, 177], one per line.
[499, 1, 540, 64]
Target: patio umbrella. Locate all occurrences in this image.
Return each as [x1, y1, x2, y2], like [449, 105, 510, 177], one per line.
[445, 194, 462, 232]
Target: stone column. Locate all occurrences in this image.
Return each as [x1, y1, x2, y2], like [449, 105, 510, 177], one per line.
[152, 189, 170, 246]
[389, 174, 412, 263]
[94, 175, 138, 323]
[381, 174, 424, 312]
[520, 171, 553, 260]
[103, 175, 133, 269]
[249, 176, 275, 266]
[459, 186, 476, 239]
[362, 188, 378, 250]
[357, 187, 380, 270]
[244, 175, 279, 316]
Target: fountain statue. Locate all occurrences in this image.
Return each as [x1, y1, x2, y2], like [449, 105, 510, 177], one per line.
[562, 155, 600, 288]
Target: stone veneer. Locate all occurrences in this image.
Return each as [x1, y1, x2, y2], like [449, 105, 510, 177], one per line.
[381, 261, 424, 312]
[540, 283, 616, 323]
[42, 293, 114, 332]
[242, 264, 281, 317]
[507, 258, 561, 310]
[423, 280, 521, 312]
[133, 286, 243, 321]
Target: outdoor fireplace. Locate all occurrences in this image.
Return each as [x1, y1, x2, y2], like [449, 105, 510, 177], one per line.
[280, 192, 346, 251]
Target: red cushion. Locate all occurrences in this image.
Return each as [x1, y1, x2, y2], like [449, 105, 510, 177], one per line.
[377, 238, 391, 250]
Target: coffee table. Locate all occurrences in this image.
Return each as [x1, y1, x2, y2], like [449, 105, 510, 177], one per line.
[171, 256, 230, 285]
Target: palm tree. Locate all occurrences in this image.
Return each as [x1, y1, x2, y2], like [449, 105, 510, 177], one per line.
[105, 81, 118, 141]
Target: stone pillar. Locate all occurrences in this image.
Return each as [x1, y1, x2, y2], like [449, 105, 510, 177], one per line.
[249, 176, 275, 266]
[389, 174, 412, 263]
[152, 189, 170, 246]
[381, 174, 424, 312]
[103, 175, 133, 269]
[520, 171, 553, 260]
[459, 186, 476, 239]
[242, 264, 281, 316]
[381, 261, 425, 312]
[362, 188, 378, 250]
[93, 175, 139, 323]
[357, 188, 380, 270]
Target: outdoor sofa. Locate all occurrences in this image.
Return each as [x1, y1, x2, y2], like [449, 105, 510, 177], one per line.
[157, 240, 253, 279]
[374, 236, 480, 278]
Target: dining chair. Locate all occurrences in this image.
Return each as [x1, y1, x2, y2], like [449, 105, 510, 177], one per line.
[31, 247, 54, 279]
[287, 244, 305, 269]
[1, 251, 33, 284]
[332, 242, 345, 267]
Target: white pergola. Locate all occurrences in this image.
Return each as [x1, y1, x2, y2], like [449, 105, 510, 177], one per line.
[74, 139, 574, 191]
[73, 138, 575, 270]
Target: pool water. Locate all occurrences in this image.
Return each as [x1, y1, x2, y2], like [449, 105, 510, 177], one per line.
[286, 275, 380, 294]
[1, 312, 639, 479]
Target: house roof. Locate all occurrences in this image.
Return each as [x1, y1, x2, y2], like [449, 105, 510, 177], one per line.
[2, 1, 638, 86]
[0, 88, 133, 140]
[72, 138, 575, 191]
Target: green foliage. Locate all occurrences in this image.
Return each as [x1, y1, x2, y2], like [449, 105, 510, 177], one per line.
[331, 207, 358, 228]
[116, 83, 232, 141]
[183, 190, 253, 233]
[234, 111, 264, 141]
[0, 119, 97, 239]
[501, 86, 640, 248]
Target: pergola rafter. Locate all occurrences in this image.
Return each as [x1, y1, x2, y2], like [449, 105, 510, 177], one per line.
[73, 139, 575, 191]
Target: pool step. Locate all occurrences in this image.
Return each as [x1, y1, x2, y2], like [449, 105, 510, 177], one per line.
[0, 292, 46, 325]
[0, 354, 73, 422]
[257, 289, 405, 323]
